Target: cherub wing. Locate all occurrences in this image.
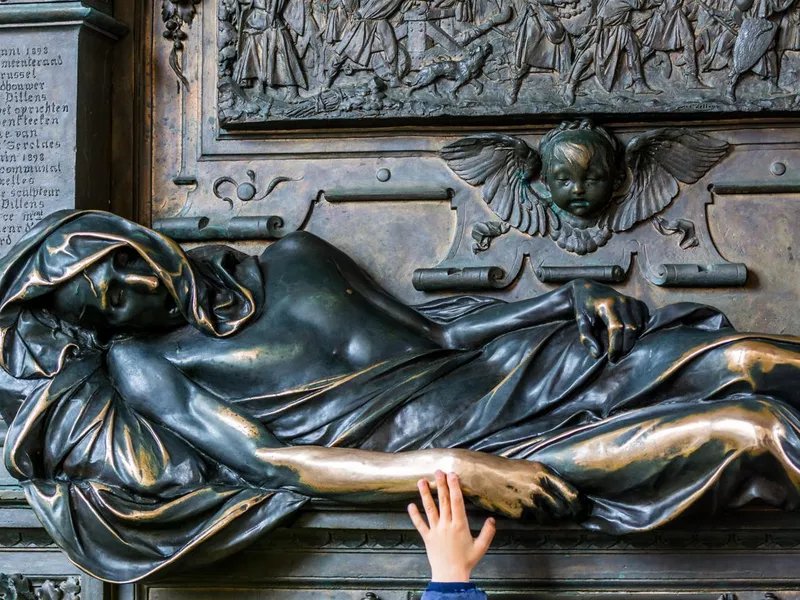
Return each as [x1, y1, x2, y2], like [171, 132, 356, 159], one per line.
[603, 129, 730, 233]
[441, 134, 550, 236]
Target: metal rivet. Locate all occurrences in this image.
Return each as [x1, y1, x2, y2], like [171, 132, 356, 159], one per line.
[771, 162, 787, 177]
[376, 168, 391, 182]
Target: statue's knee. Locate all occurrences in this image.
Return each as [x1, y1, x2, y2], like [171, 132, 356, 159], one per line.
[724, 340, 800, 387]
[709, 399, 786, 454]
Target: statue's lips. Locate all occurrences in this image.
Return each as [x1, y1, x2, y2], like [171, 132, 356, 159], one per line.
[569, 200, 590, 209]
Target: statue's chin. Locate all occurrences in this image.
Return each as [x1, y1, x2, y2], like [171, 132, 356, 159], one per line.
[553, 205, 601, 230]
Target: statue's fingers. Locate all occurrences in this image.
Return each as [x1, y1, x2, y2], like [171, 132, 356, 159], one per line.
[530, 495, 554, 524]
[418, 479, 439, 526]
[539, 477, 571, 518]
[616, 301, 637, 358]
[544, 474, 581, 517]
[531, 480, 562, 520]
[601, 308, 624, 362]
[435, 470, 451, 522]
[407, 503, 430, 538]
[576, 310, 602, 358]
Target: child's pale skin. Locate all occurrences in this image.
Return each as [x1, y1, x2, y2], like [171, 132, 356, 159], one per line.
[408, 471, 497, 583]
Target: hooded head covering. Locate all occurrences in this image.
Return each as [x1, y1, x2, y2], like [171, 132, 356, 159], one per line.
[0, 210, 264, 380]
[0, 211, 303, 584]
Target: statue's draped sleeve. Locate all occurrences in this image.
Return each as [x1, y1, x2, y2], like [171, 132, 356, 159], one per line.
[0, 211, 306, 582]
[5, 354, 306, 582]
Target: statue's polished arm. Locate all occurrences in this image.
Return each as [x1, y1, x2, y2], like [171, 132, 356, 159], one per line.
[106, 340, 579, 519]
[260, 445, 580, 518]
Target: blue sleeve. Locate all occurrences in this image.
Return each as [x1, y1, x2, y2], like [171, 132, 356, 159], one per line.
[421, 582, 488, 600]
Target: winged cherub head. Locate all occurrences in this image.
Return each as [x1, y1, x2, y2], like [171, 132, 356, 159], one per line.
[539, 120, 626, 220]
[442, 121, 729, 255]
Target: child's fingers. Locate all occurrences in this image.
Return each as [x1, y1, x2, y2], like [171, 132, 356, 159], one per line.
[418, 479, 439, 526]
[474, 517, 497, 556]
[407, 503, 430, 538]
[435, 470, 451, 523]
[448, 472, 467, 524]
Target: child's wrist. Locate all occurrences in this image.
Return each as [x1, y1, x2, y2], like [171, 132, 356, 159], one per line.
[431, 568, 472, 583]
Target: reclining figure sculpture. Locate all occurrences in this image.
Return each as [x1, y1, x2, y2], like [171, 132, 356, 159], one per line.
[0, 209, 798, 582]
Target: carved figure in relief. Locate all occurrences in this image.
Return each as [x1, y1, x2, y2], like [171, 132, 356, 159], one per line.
[639, 0, 711, 88]
[291, 0, 325, 82]
[779, 2, 800, 48]
[408, 41, 494, 98]
[506, 0, 575, 105]
[779, 1, 800, 61]
[233, 0, 309, 99]
[325, 0, 407, 88]
[695, 0, 739, 73]
[725, 0, 795, 101]
[325, 0, 360, 43]
[561, 0, 662, 106]
[442, 119, 729, 255]
[210, 0, 800, 122]
[2, 210, 800, 583]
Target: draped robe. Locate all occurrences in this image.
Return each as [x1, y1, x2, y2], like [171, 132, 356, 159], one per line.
[2, 211, 800, 583]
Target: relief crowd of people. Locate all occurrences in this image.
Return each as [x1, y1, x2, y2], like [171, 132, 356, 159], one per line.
[216, 0, 800, 113]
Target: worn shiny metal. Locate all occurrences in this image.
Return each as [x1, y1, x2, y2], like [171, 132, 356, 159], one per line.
[1, 0, 799, 592]
[0, 210, 799, 582]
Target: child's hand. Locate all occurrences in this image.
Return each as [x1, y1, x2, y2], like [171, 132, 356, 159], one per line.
[407, 471, 496, 583]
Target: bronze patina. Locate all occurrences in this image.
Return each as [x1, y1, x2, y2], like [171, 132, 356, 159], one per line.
[0, 209, 799, 582]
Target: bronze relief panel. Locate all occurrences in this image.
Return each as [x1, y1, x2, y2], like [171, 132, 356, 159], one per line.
[168, 0, 800, 126]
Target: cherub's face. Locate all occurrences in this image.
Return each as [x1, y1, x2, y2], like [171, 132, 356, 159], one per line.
[545, 145, 616, 218]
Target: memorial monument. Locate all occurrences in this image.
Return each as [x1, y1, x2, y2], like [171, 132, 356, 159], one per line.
[0, 0, 799, 598]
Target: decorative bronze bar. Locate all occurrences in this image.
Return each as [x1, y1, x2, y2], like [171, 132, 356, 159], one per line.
[650, 263, 748, 287]
[323, 188, 452, 203]
[709, 181, 800, 195]
[153, 216, 285, 241]
[412, 267, 506, 291]
[535, 265, 626, 284]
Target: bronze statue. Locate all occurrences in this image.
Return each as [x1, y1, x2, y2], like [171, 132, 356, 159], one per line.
[442, 119, 730, 255]
[1, 210, 799, 582]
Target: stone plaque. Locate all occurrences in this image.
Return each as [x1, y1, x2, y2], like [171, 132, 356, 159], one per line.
[0, 5, 126, 257]
[0, 29, 75, 251]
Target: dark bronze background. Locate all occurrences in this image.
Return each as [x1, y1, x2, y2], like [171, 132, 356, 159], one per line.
[1, 0, 800, 597]
[135, 0, 800, 334]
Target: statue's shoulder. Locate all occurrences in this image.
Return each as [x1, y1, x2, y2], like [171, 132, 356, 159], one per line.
[262, 231, 342, 262]
[107, 337, 158, 372]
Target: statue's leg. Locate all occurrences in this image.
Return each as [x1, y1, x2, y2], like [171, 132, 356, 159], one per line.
[722, 339, 800, 397]
[527, 396, 800, 533]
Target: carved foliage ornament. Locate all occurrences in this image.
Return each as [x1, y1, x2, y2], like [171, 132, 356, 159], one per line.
[442, 119, 729, 255]
[0, 575, 80, 600]
[162, 0, 201, 87]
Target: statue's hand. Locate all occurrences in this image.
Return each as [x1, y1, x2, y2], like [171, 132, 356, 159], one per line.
[457, 453, 581, 521]
[568, 279, 650, 362]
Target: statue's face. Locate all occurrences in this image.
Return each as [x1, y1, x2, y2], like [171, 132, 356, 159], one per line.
[545, 146, 616, 219]
[50, 250, 182, 331]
